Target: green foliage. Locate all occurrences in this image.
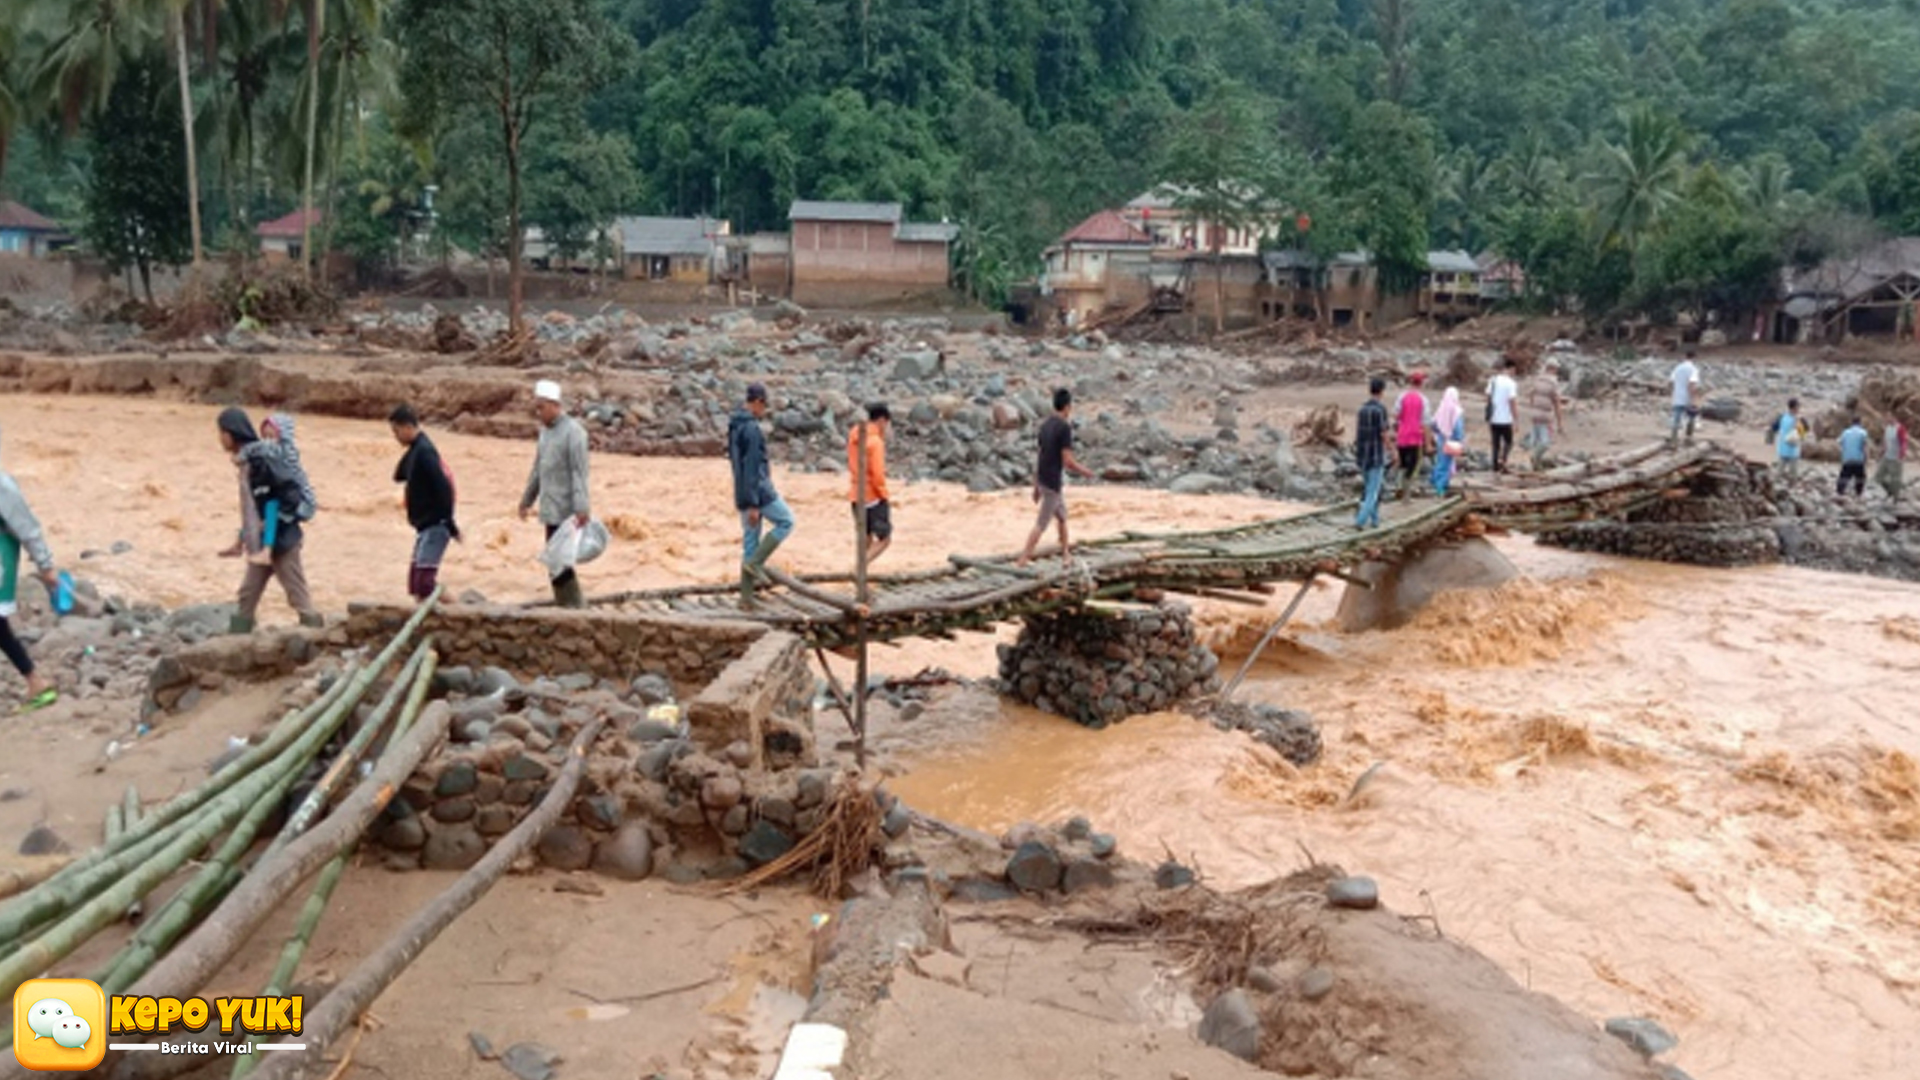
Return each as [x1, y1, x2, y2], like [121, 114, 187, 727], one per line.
[525, 124, 643, 269]
[81, 58, 188, 297]
[1329, 101, 1436, 289]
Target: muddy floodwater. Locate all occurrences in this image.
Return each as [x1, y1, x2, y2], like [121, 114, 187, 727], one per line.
[889, 551, 1920, 1080]
[0, 395, 1914, 1080]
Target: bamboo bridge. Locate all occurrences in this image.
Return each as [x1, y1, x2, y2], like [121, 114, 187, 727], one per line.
[583, 442, 1741, 649]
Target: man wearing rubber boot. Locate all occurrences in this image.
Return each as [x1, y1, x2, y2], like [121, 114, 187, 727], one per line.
[518, 380, 592, 608]
[729, 383, 795, 607]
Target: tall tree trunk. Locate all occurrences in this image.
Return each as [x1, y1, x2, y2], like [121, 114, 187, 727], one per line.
[300, 0, 325, 281]
[172, 8, 204, 274]
[503, 103, 523, 333]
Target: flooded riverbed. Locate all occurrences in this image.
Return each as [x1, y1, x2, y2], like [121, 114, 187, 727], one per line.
[888, 552, 1920, 1080]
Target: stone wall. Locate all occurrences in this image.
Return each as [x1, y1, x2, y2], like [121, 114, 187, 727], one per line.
[1539, 463, 1783, 567]
[145, 629, 324, 716]
[339, 604, 765, 698]
[997, 602, 1222, 728]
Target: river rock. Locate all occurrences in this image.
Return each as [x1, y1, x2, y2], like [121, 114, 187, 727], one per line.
[592, 822, 655, 881]
[1298, 967, 1335, 1001]
[422, 824, 485, 870]
[381, 814, 427, 851]
[891, 351, 943, 381]
[435, 761, 479, 797]
[18, 824, 68, 856]
[702, 774, 744, 809]
[1088, 832, 1118, 858]
[1006, 841, 1063, 892]
[1169, 472, 1232, 495]
[468, 1030, 496, 1060]
[500, 1042, 562, 1080]
[738, 821, 795, 866]
[536, 825, 594, 871]
[881, 802, 911, 838]
[630, 673, 674, 705]
[431, 797, 477, 824]
[1154, 860, 1196, 890]
[637, 739, 688, 781]
[1326, 876, 1379, 910]
[475, 805, 516, 836]
[576, 793, 622, 830]
[473, 666, 519, 697]
[1061, 857, 1115, 894]
[503, 755, 549, 782]
[1197, 989, 1262, 1062]
[1605, 1017, 1678, 1058]
[1062, 816, 1092, 841]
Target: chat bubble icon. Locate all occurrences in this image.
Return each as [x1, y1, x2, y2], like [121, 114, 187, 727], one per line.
[50, 1016, 92, 1050]
[26, 997, 72, 1039]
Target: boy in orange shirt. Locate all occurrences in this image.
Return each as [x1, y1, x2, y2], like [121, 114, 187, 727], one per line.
[848, 403, 892, 564]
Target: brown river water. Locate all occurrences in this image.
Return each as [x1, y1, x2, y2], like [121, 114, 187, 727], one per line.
[887, 547, 1920, 1080]
[0, 396, 1912, 1080]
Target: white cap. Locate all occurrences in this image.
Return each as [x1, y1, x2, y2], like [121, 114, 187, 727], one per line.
[534, 380, 563, 404]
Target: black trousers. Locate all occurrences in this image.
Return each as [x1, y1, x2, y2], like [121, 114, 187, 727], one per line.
[1838, 462, 1867, 496]
[0, 617, 33, 677]
[1490, 424, 1515, 471]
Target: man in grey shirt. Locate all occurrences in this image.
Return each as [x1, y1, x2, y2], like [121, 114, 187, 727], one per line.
[518, 379, 592, 607]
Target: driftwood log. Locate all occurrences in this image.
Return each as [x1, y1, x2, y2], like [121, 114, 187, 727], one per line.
[252, 716, 607, 1080]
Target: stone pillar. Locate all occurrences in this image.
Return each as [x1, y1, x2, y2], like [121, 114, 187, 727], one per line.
[997, 601, 1221, 728]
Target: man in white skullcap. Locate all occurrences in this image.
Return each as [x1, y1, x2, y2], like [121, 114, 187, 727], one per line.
[518, 380, 592, 607]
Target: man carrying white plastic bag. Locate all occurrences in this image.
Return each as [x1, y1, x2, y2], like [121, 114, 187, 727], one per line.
[518, 380, 595, 607]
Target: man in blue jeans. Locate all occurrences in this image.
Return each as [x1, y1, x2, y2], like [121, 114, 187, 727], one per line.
[730, 383, 796, 606]
[1354, 376, 1390, 529]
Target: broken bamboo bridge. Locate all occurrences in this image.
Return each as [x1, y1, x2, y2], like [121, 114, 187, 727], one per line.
[587, 441, 1745, 649]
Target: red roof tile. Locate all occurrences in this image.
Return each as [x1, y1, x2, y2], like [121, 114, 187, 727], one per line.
[1058, 209, 1151, 247]
[0, 201, 60, 232]
[256, 207, 322, 239]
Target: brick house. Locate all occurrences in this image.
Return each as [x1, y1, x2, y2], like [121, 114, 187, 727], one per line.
[1042, 209, 1155, 324]
[256, 208, 321, 264]
[786, 200, 958, 306]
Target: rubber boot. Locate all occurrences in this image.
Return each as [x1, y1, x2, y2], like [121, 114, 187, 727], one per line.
[553, 576, 585, 610]
[738, 534, 785, 609]
[227, 614, 256, 635]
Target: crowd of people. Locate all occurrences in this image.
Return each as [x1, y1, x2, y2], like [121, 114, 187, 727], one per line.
[1351, 351, 1911, 529]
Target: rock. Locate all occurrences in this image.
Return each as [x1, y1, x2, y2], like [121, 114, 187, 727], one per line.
[1061, 857, 1115, 894]
[881, 802, 911, 838]
[990, 401, 1024, 430]
[475, 805, 517, 836]
[1326, 876, 1379, 910]
[592, 822, 655, 881]
[380, 812, 427, 852]
[436, 666, 477, 697]
[637, 739, 688, 782]
[759, 796, 797, 828]
[435, 762, 479, 797]
[1246, 966, 1285, 994]
[500, 1041, 563, 1080]
[738, 821, 795, 866]
[720, 804, 750, 835]
[1656, 1066, 1696, 1080]
[536, 825, 594, 871]
[431, 797, 477, 824]
[1605, 1017, 1678, 1058]
[724, 740, 754, 768]
[473, 666, 518, 697]
[1336, 535, 1518, 632]
[422, 824, 486, 871]
[1154, 860, 1196, 890]
[1062, 816, 1092, 841]
[704, 855, 751, 881]
[503, 755, 549, 782]
[468, 1030, 497, 1061]
[630, 673, 674, 705]
[701, 774, 744, 809]
[576, 793, 622, 830]
[1699, 397, 1742, 423]
[1197, 989, 1262, 1063]
[795, 768, 832, 809]
[452, 697, 503, 729]
[891, 350, 943, 381]
[1298, 967, 1335, 1001]
[1169, 472, 1232, 495]
[18, 825, 68, 856]
[1005, 841, 1063, 892]
[1088, 832, 1118, 859]
[555, 672, 595, 693]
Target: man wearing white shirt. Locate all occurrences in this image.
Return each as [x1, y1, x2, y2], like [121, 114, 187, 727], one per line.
[1486, 359, 1519, 474]
[1669, 350, 1701, 442]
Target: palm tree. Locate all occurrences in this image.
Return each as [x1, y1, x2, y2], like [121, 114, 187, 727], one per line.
[1495, 139, 1566, 210]
[1587, 106, 1690, 253]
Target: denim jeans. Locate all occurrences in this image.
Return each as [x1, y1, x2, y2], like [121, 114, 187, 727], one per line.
[1356, 465, 1386, 527]
[740, 497, 795, 562]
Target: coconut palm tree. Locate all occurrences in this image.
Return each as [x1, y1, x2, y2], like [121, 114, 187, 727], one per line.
[1587, 106, 1690, 253]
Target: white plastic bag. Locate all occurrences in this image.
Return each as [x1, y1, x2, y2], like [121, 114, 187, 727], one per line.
[537, 518, 611, 576]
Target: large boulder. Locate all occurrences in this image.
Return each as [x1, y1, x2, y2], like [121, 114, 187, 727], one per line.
[1334, 536, 1518, 632]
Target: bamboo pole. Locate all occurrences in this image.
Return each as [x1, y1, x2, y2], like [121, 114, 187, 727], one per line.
[233, 650, 439, 1078]
[124, 785, 142, 828]
[249, 718, 606, 1080]
[1222, 576, 1318, 701]
[853, 421, 870, 766]
[103, 804, 124, 846]
[0, 662, 382, 1008]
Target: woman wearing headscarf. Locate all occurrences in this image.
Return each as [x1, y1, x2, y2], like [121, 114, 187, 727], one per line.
[1430, 387, 1467, 495]
[217, 408, 322, 634]
[0, 439, 63, 711]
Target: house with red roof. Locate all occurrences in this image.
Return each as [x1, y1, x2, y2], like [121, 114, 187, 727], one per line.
[0, 201, 67, 259]
[256, 207, 322, 264]
[1041, 209, 1155, 324]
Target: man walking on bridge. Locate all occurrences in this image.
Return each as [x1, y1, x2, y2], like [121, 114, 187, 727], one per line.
[732, 383, 795, 606]
[1019, 388, 1095, 568]
[849, 403, 893, 565]
[1669, 350, 1701, 443]
[518, 380, 592, 609]
[1355, 377, 1390, 529]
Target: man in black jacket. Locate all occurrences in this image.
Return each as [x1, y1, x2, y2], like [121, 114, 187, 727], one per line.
[390, 405, 460, 602]
[217, 408, 321, 633]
